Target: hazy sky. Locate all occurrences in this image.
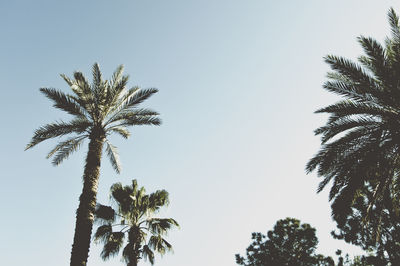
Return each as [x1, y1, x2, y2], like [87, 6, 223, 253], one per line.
[1, 1, 400, 265]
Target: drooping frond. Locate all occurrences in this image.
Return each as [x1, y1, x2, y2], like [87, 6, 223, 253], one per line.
[94, 224, 113, 244]
[39, 88, 88, 118]
[100, 232, 125, 260]
[142, 245, 155, 264]
[47, 136, 86, 165]
[148, 235, 172, 255]
[26, 118, 91, 150]
[148, 190, 170, 212]
[105, 140, 121, 174]
[147, 218, 179, 235]
[95, 204, 116, 224]
[107, 126, 131, 139]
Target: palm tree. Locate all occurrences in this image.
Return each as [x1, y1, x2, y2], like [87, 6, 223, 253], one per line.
[26, 63, 161, 266]
[306, 8, 400, 223]
[94, 179, 179, 266]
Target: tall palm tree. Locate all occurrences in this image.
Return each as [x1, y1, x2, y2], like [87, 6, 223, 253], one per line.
[26, 63, 161, 266]
[306, 8, 400, 223]
[94, 179, 179, 266]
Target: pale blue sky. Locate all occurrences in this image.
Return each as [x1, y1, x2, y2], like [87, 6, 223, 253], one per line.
[1, 1, 399, 265]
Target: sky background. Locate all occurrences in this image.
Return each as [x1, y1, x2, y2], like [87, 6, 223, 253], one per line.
[1, 1, 400, 265]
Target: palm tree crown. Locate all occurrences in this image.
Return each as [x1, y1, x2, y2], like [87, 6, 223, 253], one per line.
[26, 63, 161, 266]
[306, 8, 400, 222]
[26, 63, 160, 171]
[94, 179, 179, 266]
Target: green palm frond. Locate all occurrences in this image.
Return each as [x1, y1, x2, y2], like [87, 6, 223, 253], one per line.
[118, 115, 161, 127]
[48, 136, 86, 165]
[100, 232, 125, 260]
[106, 76, 129, 113]
[107, 126, 131, 139]
[142, 245, 155, 264]
[111, 65, 124, 88]
[315, 100, 396, 118]
[147, 218, 179, 235]
[121, 88, 159, 110]
[95, 204, 116, 223]
[26, 119, 91, 150]
[92, 63, 102, 92]
[105, 140, 121, 174]
[324, 55, 377, 89]
[148, 235, 172, 255]
[46, 136, 86, 159]
[105, 108, 159, 127]
[388, 7, 400, 42]
[94, 224, 113, 244]
[148, 190, 170, 211]
[108, 88, 159, 118]
[357, 36, 388, 81]
[39, 88, 88, 118]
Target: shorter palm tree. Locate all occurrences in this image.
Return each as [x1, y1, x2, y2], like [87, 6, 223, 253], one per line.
[94, 179, 179, 266]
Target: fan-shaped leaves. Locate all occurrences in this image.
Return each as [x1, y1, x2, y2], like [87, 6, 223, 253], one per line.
[94, 180, 178, 265]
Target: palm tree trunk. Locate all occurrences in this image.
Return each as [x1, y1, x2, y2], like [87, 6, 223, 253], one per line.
[70, 132, 104, 266]
[127, 260, 138, 266]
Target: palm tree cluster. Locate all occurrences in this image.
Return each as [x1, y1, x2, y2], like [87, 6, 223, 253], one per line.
[26, 63, 161, 265]
[306, 8, 400, 224]
[94, 179, 179, 266]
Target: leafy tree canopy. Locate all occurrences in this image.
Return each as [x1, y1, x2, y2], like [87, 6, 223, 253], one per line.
[332, 182, 400, 265]
[235, 218, 334, 266]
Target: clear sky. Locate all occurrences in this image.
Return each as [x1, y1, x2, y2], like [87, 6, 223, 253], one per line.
[1, 1, 400, 265]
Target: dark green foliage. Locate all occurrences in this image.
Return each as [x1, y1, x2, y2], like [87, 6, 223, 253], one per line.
[26, 64, 160, 265]
[94, 179, 179, 266]
[306, 8, 400, 224]
[235, 218, 334, 266]
[332, 182, 400, 265]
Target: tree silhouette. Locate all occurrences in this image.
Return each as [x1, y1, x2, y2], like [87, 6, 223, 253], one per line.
[26, 64, 160, 265]
[235, 218, 334, 266]
[306, 8, 400, 223]
[331, 182, 400, 265]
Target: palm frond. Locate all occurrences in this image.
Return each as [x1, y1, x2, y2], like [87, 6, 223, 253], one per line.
[357, 36, 388, 82]
[142, 245, 155, 264]
[60, 73, 74, 86]
[105, 140, 121, 174]
[107, 126, 131, 139]
[148, 235, 172, 255]
[94, 224, 112, 243]
[388, 7, 400, 42]
[92, 63, 102, 92]
[95, 204, 116, 223]
[100, 232, 125, 260]
[47, 136, 86, 165]
[121, 88, 158, 109]
[147, 218, 179, 235]
[39, 88, 87, 118]
[26, 119, 91, 150]
[105, 108, 160, 127]
[148, 190, 170, 211]
[107, 88, 158, 119]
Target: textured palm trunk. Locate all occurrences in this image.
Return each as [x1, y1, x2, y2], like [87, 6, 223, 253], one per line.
[70, 130, 105, 266]
[127, 259, 138, 266]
